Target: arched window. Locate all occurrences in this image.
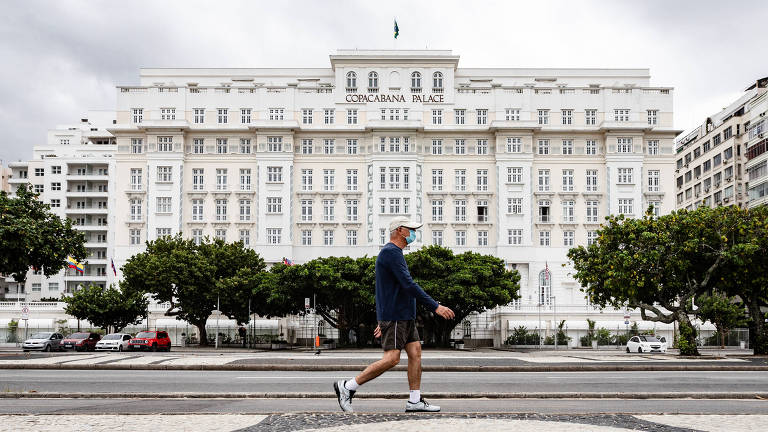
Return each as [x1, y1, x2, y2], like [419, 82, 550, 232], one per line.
[411, 71, 422, 92]
[462, 320, 472, 338]
[432, 72, 443, 91]
[346, 71, 357, 90]
[368, 71, 379, 91]
[317, 319, 326, 337]
[538, 270, 551, 306]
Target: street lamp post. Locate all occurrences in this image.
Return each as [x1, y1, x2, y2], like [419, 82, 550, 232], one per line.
[550, 295, 557, 349]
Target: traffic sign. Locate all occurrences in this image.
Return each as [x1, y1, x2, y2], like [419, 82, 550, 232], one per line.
[21, 306, 29, 320]
[305, 297, 310, 310]
[624, 320, 630, 325]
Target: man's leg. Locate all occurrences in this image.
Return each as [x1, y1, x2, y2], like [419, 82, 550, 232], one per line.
[334, 349, 400, 412]
[404, 341, 422, 391]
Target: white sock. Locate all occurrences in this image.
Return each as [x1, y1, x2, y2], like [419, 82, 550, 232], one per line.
[409, 389, 421, 403]
[344, 378, 359, 391]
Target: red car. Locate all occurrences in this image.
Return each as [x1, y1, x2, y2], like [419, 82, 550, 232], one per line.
[60, 332, 101, 352]
[129, 330, 172, 352]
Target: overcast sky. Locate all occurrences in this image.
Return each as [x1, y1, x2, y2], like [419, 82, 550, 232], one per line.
[1, 0, 767, 164]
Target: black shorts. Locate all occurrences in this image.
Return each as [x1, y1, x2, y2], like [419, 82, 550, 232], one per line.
[379, 320, 420, 351]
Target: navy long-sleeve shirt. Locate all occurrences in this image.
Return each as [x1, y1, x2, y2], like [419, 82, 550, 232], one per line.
[375, 242, 439, 321]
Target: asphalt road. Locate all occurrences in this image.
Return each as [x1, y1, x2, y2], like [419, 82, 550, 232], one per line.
[2, 369, 767, 394]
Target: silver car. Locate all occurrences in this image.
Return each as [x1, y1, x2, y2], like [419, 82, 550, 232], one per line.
[22, 332, 64, 352]
[95, 333, 133, 352]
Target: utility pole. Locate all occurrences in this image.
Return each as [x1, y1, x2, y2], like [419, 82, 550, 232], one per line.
[550, 295, 557, 349]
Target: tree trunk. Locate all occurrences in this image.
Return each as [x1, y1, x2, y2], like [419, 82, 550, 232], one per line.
[196, 322, 208, 346]
[720, 328, 725, 350]
[677, 312, 699, 356]
[749, 299, 767, 355]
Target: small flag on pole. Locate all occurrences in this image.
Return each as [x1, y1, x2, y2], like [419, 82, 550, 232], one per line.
[283, 257, 294, 266]
[66, 256, 84, 274]
[111, 258, 117, 276]
[545, 261, 550, 282]
[394, 19, 399, 39]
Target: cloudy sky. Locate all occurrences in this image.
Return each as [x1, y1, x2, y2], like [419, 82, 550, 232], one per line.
[1, 0, 767, 164]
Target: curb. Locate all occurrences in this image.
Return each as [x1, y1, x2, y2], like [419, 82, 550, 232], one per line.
[1, 391, 767, 400]
[1, 364, 767, 372]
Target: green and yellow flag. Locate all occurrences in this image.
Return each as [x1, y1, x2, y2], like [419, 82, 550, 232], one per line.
[394, 20, 399, 39]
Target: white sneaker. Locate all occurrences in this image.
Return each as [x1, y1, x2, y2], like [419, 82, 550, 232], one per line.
[333, 379, 355, 412]
[405, 397, 440, 412]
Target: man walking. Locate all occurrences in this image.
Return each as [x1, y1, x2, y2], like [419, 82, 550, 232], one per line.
[334, 216, 455, 413]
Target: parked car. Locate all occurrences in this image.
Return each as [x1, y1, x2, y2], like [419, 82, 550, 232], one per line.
[61, 332, 101, 352]
[129, 330, 172, 352]
[95, 333, 133, 352]
[626, 335, 666, 353]
[22, 332, 64, 352]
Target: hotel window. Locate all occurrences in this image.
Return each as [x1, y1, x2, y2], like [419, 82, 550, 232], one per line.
[454, 199, 467, 222]
[478, 231, 488, 246]
[618, 198, 634, 216]
[191, 229, 202, 245]
[301, 229, 312, 246]
[432, 230, 443, 246]
[647, 110, 658, 125]
[346, 169, 358, 191]
[157, 228, 172, 238]
[239, 168, 251, 190]
[563, 230, 575, 247]
[649, 201, 661, 217]
[266, 228, 281, 245]
[432, 199, 444, 222]
[214, 229, 226, 241]
[508, 197, 522, 214]
[301, 139, 313, 154]
[323, 200, 335, 222]
[538, 169, 550, 192]
[192, 168, 204, 190]
[647, 140, 659, 155]
[347, 229, 358, 246]
[455, 109, 465, 124]
[268, 108, 284, 120]
[586, 200, 599, 222]
[324, 108, 335, 124]
[389, 137, 401, 152]
[587, 231, 598, 246]
[267, 166, 282, 183]
[538, 199, 551, 223]
[537, 139, 550, 155]
[239, 138, 251, 154]
[432, 139, 443, 155]
[323, 169, 335, 191]
[476, 109, 488, 125]
[129, 199, 142, 221]
[323, 139, 335, 154]
[614, 109, 630, 122]
[508, 229, 522, 245]
[388, 167, 401, 190]
[34, 168, 44, 177]
[538, 109, 549, 125]
[379, 168, 386, 190]
[130, 168, 142, 191]
[48, 283, 59, 292]
[216, 168, 228, 190]
[215, 199, 228, 221]
[132, 108, 143, 124]
[476, 169, 488, 191]
[562, 139, 573, 155]
[432, 169, 443, 191]
[432, 109, 443, 125]
[539, 230, 551, 246]
[586, 139, 597, 155]
[477, 199, 489, 222]
[505, 108, 520, 121]
[130, 229, 141, 245]
[266, 197, 281, 214]
[301, 199, 313, 221]
[562, 200, 575, 222]
[156, 197, 172, 214]
[268, 136, 283, 152]
[379, 198, 386, 214]
[192, 138, 204, 154]
[217, 108, 228, 124]
[50, 199, 60, 208]
[302, 108, 313, 124]
[346, 199, 359, 222]
[432, 72, 443, 91]
[158, 136, 173, 152]
[157, 166, 172, 183]
[455, 230, 466, 246]
[507, 167, 522, 183]
[562, 169, 574, 191]
[562, 109, 573, 125]
[506, 137, 521, 153]
[60, 138, 70, 145]
[476, 139, 488, 155]
[617, 137, 633, 153]
[239, 229, 250, 246]
[617, 168, 633, 184]
[585, 109, 596, 125]
[411, 71, 422, 92]
[131, 138, 143, 154]
[347, 109, 358, 124]
[648, 170, 660, 192]
[51, 182, 61, 191]
[455, 139, 466, 154]
[346, 139, 358, 155]
[241, 108, 251, 124]
[368, 71, 379, 91]
[455, 169, 466, 191]
[586, 170, 598, 192]
[216, 138, 228, 154]
[52, 166, 61, 174]
[193, 108, 204, 124]
[346, 71, 357, 90]
[192, 199, 203, 221]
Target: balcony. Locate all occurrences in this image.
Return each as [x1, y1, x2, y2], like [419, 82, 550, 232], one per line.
[66, 173, 108, 181]
[66, 190, 109, 198]
[73, 224, 109, 231]
[65, 207, 108, 214]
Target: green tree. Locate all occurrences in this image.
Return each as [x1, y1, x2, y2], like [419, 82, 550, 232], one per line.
[696, 292, 748, 349]
[62, 284, 148, 333]
[0, 184, 86, 283]
[407, 245, 520, 347]
[120, 235, 266, 346]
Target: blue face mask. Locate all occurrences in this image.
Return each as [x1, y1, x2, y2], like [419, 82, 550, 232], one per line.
[405, 229, 417, 244]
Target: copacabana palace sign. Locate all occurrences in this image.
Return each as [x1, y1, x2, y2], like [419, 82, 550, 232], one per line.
[345, 93, 445, 103]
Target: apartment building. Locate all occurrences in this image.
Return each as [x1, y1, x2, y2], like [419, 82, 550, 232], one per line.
[745, 79, 768, 207]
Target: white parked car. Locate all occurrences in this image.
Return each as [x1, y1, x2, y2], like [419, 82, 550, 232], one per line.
[22, 332, 64, 352]
[95, 333, 133, 352]
[626, 335, 667, 353]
